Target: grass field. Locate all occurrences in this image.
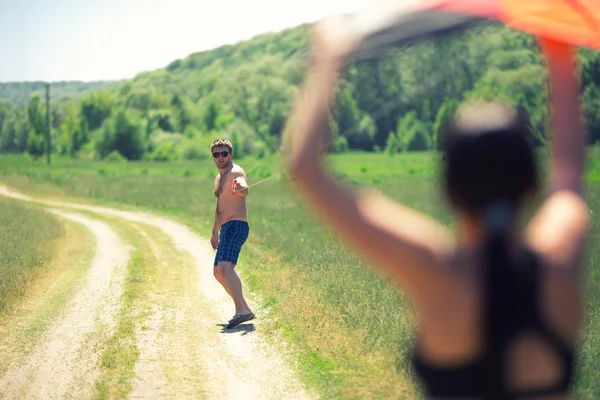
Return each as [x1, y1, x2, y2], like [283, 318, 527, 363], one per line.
[1, 149, 599, 398]
[0, 196, 67, 314]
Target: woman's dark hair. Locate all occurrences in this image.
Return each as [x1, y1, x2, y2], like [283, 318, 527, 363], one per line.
[441, 102, 541, 397]
[442, 102, 539, 215]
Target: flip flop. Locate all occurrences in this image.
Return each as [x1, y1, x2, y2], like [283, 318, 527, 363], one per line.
[226, 313, 255, 329]
[227, 312, 254, 322]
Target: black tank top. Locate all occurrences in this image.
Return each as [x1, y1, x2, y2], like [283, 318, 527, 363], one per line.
[411, 248, 575, 399]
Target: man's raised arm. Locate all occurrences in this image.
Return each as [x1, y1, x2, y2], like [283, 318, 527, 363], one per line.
[232, 171, 249, 197]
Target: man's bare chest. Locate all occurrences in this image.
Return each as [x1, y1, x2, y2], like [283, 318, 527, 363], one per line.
[214, 173, 232, 197]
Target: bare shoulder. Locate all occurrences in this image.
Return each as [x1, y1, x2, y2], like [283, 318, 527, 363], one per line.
[231, 163, 247, 177]
[526, 190, 590, 268]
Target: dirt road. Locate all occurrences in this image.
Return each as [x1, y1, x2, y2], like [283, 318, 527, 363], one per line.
[0, 185, 315, 400]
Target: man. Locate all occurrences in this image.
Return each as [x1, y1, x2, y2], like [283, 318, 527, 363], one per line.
[210, 139, 255, 329]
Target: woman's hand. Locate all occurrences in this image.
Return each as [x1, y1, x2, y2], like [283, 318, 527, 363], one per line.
[309, 15, 363, 67]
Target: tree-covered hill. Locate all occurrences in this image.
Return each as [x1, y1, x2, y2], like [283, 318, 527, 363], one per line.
[1, 20, 599, 161]
[0, 81, 115, 107]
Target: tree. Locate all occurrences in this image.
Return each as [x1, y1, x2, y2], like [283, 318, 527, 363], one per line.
[583, 84, 600, 144]
[203, 99, 219, 132]
[0, 114, 17, 153]
[80, 91, 112, 131]
[385, 131, 401, 156]
[433, 99, 459, 150]
[149, 109, 176, 133]
[332, 83, 376, 150]
[60, 104, 88, 156]
[0, 101, 14, 152]
[467, 64, 548, 144]
[2, 21, 599, 158]
[95, 109, 145, 160]
[126, 90, 153, 116]
[395, 111, 431, 151]
[405, 120, 432, 151]
[170, 93, 192, 132]
[26, 93, 47, 157]
[0, 101, 11, 132]
[112, 109, 144, 160]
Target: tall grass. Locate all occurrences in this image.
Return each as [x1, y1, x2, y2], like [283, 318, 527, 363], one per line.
[0, 196, 65, 314]
[1, 151, 599, 398]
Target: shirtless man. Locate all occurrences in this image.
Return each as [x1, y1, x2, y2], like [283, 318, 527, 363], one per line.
[210, 139, 255, 329]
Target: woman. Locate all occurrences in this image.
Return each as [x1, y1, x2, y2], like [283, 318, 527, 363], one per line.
[284, 16, 589, 399]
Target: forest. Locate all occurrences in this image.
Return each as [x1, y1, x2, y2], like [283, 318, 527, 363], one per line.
[0, 81, 112, 106]
[1, 20, 599, 162]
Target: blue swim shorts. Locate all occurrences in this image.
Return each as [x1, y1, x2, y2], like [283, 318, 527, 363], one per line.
[214, 220, 250, 267]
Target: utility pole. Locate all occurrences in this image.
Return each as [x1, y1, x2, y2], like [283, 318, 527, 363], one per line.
[46, 82, 51, 165]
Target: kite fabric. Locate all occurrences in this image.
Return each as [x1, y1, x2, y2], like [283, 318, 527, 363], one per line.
[351, 0, 600, 60]
[503, 0, 600, 50]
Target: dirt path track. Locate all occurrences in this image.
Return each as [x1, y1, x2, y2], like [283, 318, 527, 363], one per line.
[0, 185, 315, 400]
[0, 210, 132, 399]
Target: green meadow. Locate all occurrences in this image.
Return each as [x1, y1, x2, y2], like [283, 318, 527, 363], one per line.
[1, 150, 599, 398]
[0, 195, 67, 314]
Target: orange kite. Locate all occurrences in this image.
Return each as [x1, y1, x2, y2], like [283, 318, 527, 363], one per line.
[354, 0, 600, 59]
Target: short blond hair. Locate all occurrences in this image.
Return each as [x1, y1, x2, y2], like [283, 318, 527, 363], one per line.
[210, 139, 233, 153]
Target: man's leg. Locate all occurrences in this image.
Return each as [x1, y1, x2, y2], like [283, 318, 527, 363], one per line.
[215, 261, 253, 315]
[213, 231, 235, 298]
[213, 264, 234, 297]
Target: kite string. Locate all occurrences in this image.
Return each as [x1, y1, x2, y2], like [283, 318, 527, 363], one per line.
[247, 173, 283, 189]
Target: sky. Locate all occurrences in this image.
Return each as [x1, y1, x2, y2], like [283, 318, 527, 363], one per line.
[0, 0, 373, 82]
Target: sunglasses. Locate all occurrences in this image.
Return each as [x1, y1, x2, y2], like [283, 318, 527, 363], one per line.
[212, 151, 229, 158]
